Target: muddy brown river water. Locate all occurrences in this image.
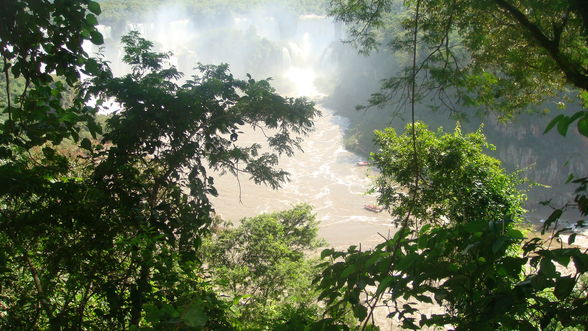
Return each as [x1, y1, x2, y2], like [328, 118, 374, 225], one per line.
[210, 105, 396, 249]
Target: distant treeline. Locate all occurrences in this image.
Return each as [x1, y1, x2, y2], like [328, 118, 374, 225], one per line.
[96, 0, 329, 23]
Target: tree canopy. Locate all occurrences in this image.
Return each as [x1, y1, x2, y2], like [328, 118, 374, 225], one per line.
[331, 0, 588, 122]
[2, 0, 588, 330]
[0, 1, 320, 328]
[314, 0, 588, 329]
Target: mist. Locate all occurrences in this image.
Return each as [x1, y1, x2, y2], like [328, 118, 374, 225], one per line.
[86, 0, 588, 236]
[85, 4, 351, 100]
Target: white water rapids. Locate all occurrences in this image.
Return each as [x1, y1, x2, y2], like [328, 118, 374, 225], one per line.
[210, 106, 395, 249]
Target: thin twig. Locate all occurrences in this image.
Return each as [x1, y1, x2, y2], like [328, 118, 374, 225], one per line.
[3, 56, 12, 129]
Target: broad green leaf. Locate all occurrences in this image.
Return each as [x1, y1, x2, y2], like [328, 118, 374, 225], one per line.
[353, 304, 368, 321]
[376, 276, 394, 297]
[90, 30, 104, 45]
[492, 236, 507, 253]
[321, 248, 334, 259]
[572, 253, 588, 273]
[415, 295, 433, 304]
[87, 0, 101, 15]
[182, 302, 208, 328]
[557, 116, 570, 136]
[554, 276, 575, 300]
[365, 252, 384, 267]
[84, 59, 101, 76]
[568, 233, 577, 245]
[550, 249, 572, 267]
[80, 138, 92, 151]
[544, 114, 564, 133]
[539, 258, 557, 277]
[530, 274, 550, 290]
[542, 209, 562, 234]
[565, 173, 575, 183]
[86, 14, 98, 26]
[568, 111, 586, 123]
[341, 265, 356, 279]
[419, 223, 432, 234]
[577, 115, 588, 137]
[506, 228, 525, 239]
[463, 221, 486, 233]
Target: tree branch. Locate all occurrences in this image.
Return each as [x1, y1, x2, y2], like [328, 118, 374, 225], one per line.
[493, 0, 588, 91]
[22, 249, 53, 319]
[3, 56, 12, 129]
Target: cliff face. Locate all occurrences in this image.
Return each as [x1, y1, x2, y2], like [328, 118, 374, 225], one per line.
[485, 113, 587, 205]
[325, 55, 588, 210]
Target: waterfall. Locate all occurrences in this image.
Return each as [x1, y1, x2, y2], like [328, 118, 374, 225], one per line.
[282, 48, 292, 68]
[93, 11, 340, 97]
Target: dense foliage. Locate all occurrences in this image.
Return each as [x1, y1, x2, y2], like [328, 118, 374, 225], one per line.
[0, 1, 319, 329]
[331, 0, 588, 119]
[2, 0, 588, 330]
[372, 122, 525, 226]
[317, 124, 587, 329]
[202, 204, 326, 329]
[324, 1, 586, 210]
[314, 0, 588, 329]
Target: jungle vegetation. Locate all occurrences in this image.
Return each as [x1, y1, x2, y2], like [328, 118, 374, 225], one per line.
[1, 0, 587, 330]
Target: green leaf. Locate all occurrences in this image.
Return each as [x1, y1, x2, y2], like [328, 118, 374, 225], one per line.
[341, 265, 356, 279]
[144, 304, 161, 324]
[492, 236, 507, 254]
[90, 30, 104, 45]
[80, 138, 92, 151]
[87, 0, 102, 15]
[530, 274, 550, 290]
[554, 276, 575, 300]
[577, 115, 588, 137]
[568, 110, 586, 123]
[539, 258, 557, 277]
[419, 223, 432, 234]
[86, 14, 98, 26]
[506, 228, 525, 239]
[463, 221, 486, 233]
[182, 302, 208, 328]
[365, 252, 384, 267]
[501, 257, 525, 277]
[565, 173, 575, 184]
[557, 116, 570, 136]
[550, 249, 572, 267]
[415, 295, 433, 304]
[84, 58, 101, 76]
[376, 276, 394, 296]
[572, 253, 588, 273]
[320, 248, 334, 259]
[544, 114, 564, 133]
[353, 304, 368, 321]
[568, 233, 577, 245]
[542, 209, 562, 234]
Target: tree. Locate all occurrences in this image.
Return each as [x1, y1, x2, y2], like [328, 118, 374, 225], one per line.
[315, 0, 588, 329]
[202, 204, 325, 329]
[316, 124, 587, 330]
[372, 122, 525, 226]
[0, 2, 319, 328]
[330, 0, 588, 121]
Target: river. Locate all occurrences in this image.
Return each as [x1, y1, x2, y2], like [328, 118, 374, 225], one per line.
[210, 105, 396, 249]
